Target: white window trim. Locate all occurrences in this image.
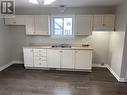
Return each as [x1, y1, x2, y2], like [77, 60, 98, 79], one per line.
[50, 15, 75, 38]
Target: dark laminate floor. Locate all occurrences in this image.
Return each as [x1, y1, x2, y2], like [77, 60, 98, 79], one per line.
[0, 64, 127, 95]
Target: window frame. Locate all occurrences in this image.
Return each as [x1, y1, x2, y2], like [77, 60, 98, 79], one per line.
[50, 15, 75, 38]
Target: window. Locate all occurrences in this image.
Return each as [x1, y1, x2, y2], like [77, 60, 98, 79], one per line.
[51, 15, 74, 37]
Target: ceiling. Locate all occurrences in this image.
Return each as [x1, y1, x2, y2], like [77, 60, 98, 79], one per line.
[15, 0, 124, 8]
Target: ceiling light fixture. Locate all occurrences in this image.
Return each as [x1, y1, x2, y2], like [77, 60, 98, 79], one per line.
[29, 0, 56, 5]
[29, 0, 38, 4]
[43, 0, 56, 5]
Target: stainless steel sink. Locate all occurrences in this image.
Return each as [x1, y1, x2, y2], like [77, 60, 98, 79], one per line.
[51, 44, 71, 48]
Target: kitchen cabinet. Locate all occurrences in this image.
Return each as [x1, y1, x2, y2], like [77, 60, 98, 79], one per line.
[25, 15, 35, 35]
[47, 49, 75, 69]
[61, 50, 75, 69]
[5, 15, 25, 25]
[93, 15, 115, 31]
[23, 48, 34, 67]
[25, 15, 50, 35]
[75, 15, 93, 35]
[23, 48, 93, 71]
[33, 49, 47, 67]
[75, 50, 92, 70]
[47, 49, 61, 68]
[34, 15, 50, 35]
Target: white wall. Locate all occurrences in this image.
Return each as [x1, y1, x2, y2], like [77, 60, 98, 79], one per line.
[0, 19, 12, 67]
[108, 0, 127, 79]
[9, 26, 110, 65]
[16, 7, 115, 15]
[108, 32, 125, 77]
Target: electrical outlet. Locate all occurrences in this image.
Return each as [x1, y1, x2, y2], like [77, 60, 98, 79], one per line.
[101, 63, 105, 66]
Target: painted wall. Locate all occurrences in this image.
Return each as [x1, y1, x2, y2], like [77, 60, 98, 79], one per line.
[0, 19, 12, 67]
[15, 7, 115, 15]
[118, 0, 127, 78]
[9, 26, 110, 65]
[108, 0, 127, 79]
[108, 32, 125, 77]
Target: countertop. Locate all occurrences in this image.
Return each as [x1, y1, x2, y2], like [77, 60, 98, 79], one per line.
[23, 45, 93, 50]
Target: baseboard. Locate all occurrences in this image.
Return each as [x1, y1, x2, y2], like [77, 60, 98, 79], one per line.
[12, 61, 24, 64]
[92, 64, 107, 68]
[93, 64, 127, 82]
[106, 65, 121, 82]
[106, 65, 127, 82]
[0, 61, 13, 71]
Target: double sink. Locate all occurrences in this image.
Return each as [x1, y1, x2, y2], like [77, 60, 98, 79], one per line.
[51, 44, 72, 48]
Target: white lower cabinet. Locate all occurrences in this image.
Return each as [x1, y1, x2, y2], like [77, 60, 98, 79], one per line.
[23, 48, 34, 67]
[33, 49, 47, 68]
[47, 49, 61, 68]
[61, 50, 75, 69]
[23, 48, 92, 71]
[75, 50, 92, 70]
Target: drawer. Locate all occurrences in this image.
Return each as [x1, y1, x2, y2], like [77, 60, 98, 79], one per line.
[34, 57, 47, 61]
[33, 49, 46, 53]
[39, 53, 47, 57]
[34, 57, 40, 61]
[33, 53, 40, 57]
[34, 61, 47, 67]
[40, 57, 47, 61]
[33, 52, 47, 57]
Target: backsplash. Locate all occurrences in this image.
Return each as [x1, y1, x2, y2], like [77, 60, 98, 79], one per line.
[26, 36, 92, 45]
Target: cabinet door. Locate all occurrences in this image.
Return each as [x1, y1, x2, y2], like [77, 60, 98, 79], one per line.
[5, 15, 25, 25]
[103, 15, 115, 30]
[23, 48, 34, 67]
[34, 15, 49, 35]
[75, 50, 92, 70]
[5, 17, 16, 25]
[61, 50, 75, 69]
[76, 15, 93, 35]
[93, 15, 115, 31]
[15, 15, 25, 25]
[25, 15, 35, 35]
[93, 15, 103, 30]
[47, 49, 61, 68]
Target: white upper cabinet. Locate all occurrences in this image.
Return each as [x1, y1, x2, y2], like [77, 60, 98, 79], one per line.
[5, 15, 25, 25]
[93, 15, 115, 31]
[25, 15, 35, 35]
[75, 15, 93, 35]
[25, 15, 50, 35]
[34, 15, 50, 35]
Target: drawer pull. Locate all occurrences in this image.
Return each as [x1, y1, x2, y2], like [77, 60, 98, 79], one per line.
[75, 51, 78, 53]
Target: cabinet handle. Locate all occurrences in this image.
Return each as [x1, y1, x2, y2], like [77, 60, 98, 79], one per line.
[59, 51, 63, 52]
[75, 51, 78, 53]
[13, 22, 16, 24]
[103, 24, 106, 26]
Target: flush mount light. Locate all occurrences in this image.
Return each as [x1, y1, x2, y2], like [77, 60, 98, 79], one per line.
[43, 0, 56, 5]
[29, 0, 56, 5]
[29, 0, 38, 4]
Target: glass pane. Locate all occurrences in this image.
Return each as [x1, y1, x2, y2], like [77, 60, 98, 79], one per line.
[64, 18, 73, 36]
[54, 18, 63, 35]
